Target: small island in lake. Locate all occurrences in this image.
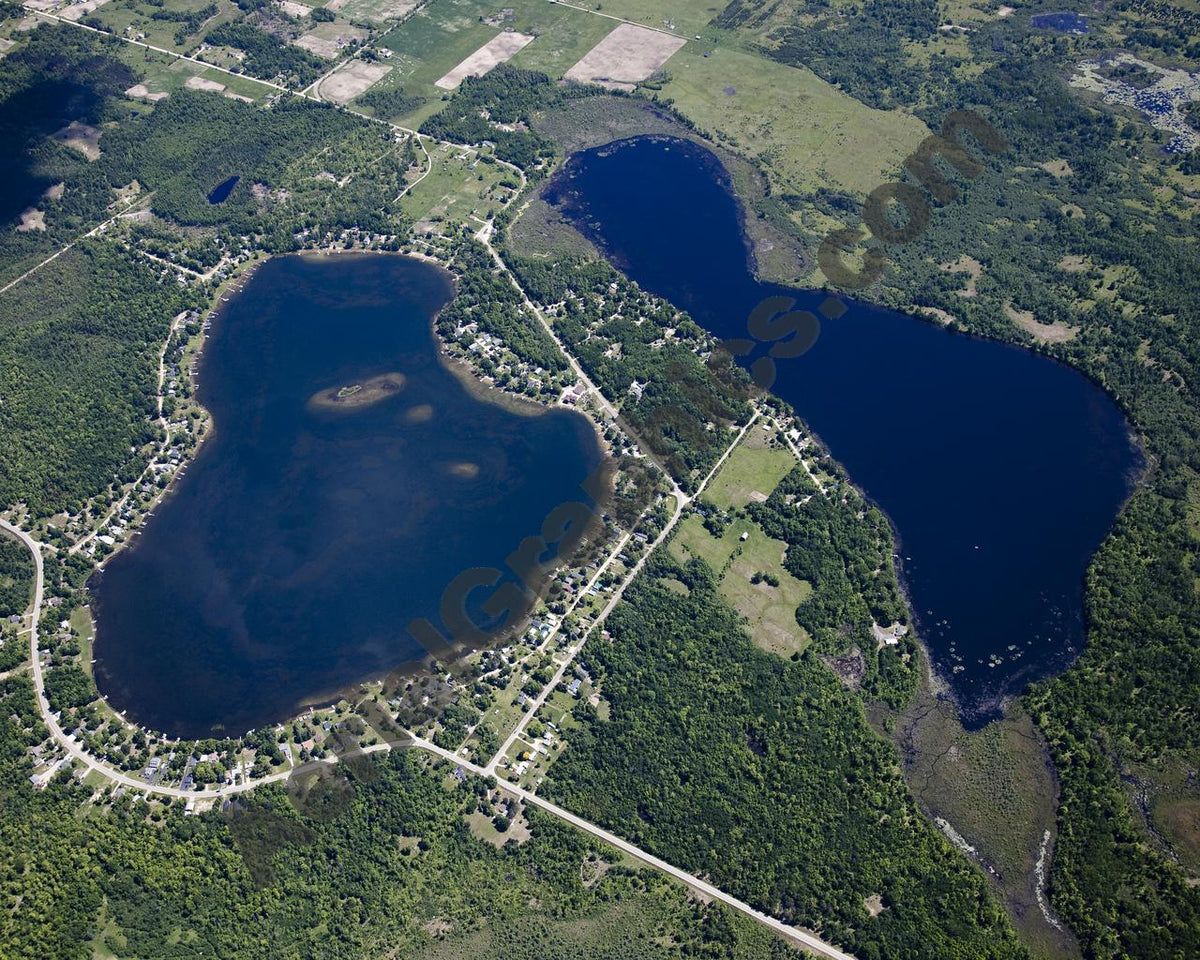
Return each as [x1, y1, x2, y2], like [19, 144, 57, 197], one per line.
[308, 372, 406, 412]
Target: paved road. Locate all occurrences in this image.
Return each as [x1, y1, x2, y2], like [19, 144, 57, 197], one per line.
[485, 412, 759, 774]
[406, 733, 857, 960]
[0, 518, 297, 800]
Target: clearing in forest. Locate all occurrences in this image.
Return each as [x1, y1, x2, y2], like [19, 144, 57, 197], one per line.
[564, 22, 685, 90]
[318, 59, 392, 103]
[703, 423, 795, 512]
[435, 31, 536, 89]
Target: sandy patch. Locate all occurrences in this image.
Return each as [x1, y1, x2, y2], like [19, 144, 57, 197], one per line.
[17, 209, 46, 232]
[58, 0, 112, 21]
[0, 38, 15, 57]
[294, 24, 366, 59]
[125, 84, 169, 101]
[16, 17, 43, 31]
[918, 306, 957, 326]
[52, 121, 102, 160]
[1040, 159, 1074, 178]
[44, 182, 65, 201]
[317, 59, 390, 103]
[404, 403, 434, 423]
[436, 31, 535, 90]
[184, 75, 227, 94]
[564, 23, 686, 91]
[1005, 302, 1078, 343]
[940, 254, 982, 297]
[224, 91, 254, 103]
[863, 893, 885, 917]
[277, 0, 312, 16]
[444, 461, 480, 479]
[997, 5, 1014, 15]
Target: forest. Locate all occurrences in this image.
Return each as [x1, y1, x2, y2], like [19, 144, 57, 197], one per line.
[0, 673, 791, 960]
[0, 537, 33, 621]
[542, 554, 1025, 960]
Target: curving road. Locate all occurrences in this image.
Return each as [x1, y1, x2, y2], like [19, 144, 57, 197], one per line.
[0, 518, 296, 800]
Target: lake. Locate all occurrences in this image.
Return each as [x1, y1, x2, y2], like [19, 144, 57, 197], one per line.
[207, 175, 240, 204]
[92, 253, 603, 738]
[545, 136, 1139, 723]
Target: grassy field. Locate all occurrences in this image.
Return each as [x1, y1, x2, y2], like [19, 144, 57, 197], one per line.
[667, 423, 812, 657]
[659, 43, 929, 197]
[672, 516, 811, 658]
[91, 0, 243, 56]
[575, 0, 723, 37]
[400, 146, 513, 227]
[113, 42, 277, 101]
[703, 423, 795, 511]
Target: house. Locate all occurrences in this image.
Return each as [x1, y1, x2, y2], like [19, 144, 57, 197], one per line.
[567, 678, 581, 697]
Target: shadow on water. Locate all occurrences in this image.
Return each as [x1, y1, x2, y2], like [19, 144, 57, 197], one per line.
[545, 135, 1140, 726]
[91, 253, 604, 738]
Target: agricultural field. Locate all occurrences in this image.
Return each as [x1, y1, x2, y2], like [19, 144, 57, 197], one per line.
[316, 56, 390, 101]
[372, 0, 611, 124]
[563, 21, 685, 91]
[658, 43, 929, 197]
[435, 29, 533, 89]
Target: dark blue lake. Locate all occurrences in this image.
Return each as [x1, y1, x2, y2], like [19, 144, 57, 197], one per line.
[207, 175, 240, 204]
[92, 253, 602, 737]
[546, 137, 1138, 723]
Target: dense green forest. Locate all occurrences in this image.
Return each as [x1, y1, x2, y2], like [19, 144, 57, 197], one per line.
[204, 22, 325, 88]
[748, 467, 915, 706]
[0, 242, 200, 516]
[0, 537, 33, 621]
[0, 674, 789, 960]
[543, 554, 1025, 960]
[420, 67, 584, 171]
[0, 27, 140, 276]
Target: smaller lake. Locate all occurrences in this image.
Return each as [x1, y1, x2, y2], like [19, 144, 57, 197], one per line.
[546, 136, 1139, 724]
[92, 254, 603, 738]
[207, 175, 240, 204]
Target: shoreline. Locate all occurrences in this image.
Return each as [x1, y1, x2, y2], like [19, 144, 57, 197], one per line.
[78, 245, 617, 749]
[530, 128, 1149, 730]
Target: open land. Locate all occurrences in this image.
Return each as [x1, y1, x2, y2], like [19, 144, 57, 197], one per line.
[435, 30, 534, 89]
[318, 57, 391, 102]
[563, 22, 685, 91]
[659, 44, 929, 197]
